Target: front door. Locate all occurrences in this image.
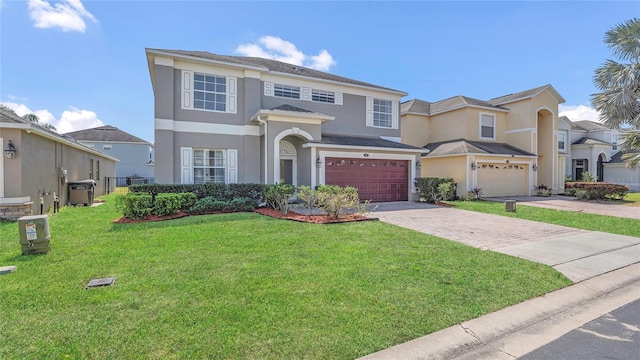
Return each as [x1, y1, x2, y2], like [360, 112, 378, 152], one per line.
[280, 159, 293, 185]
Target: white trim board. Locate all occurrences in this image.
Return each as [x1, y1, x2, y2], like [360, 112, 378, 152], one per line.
[155, 118, 260, 136]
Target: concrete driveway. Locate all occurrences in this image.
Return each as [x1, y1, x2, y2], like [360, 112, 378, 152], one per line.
[373, 202, 640, 282]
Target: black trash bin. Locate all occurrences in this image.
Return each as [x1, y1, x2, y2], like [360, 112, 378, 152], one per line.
[68, 180, 96, 206]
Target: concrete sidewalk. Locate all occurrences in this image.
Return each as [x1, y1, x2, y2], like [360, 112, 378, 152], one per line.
[485, 196, 640, 220]
[359, 263, 640, 360]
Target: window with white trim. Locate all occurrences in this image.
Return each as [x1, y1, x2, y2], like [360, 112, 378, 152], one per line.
[103, 144, 112, 151]
[558, 132, 566, 151]
[274, 84, 300, 99]
[373, 98, 393, 128]
[612, 134, 618, 151]
[312, 89, 335, 104]
[193, 149, 226, 184]
[194, 73, 226, 112]
[480, 113, 495, 140]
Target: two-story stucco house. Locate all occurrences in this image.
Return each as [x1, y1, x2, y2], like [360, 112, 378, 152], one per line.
[401, 85, 566, 198]
[558, 116, 639, 191]
[146, 49, 424, 202]
[64, 125, 155, 181]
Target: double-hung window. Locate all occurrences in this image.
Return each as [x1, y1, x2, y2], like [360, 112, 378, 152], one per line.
[612, 134, 618, 151]
[274, 84, 300, 99]
[558, 132, 566, 151]
[194, 73, 226, 112]
[480, 113, 495, 140]
[373, 99, 393, 128]
[193, 149, 226, 184]
[312, 89, 335, 104]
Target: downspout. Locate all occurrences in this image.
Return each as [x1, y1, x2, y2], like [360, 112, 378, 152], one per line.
[256, 117, 268, 184]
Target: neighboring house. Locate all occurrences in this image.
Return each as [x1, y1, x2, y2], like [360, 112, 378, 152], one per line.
[558, 117, 639, 191]
[0, 108, 117, 220]
[401, 85, 566, 198]
[64, 125, 155, 181]
[146, 49, 424, 202]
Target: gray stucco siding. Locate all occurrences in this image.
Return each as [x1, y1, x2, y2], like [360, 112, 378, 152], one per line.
[154, 64, 174, 120]
[154, 129, 174, 184]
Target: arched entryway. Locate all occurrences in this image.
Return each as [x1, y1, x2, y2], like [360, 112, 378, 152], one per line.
[279, 140, 297, 185]
[597, 153, 607, 182]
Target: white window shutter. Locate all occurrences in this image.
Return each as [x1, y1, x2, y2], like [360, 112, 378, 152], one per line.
[301, 87, 311, 101]
[392, 100, 399, 129]
[366, 96, 373, 127]
[227, 77, 237, 114]
[180, 147, 193, 184]
[335, 92, 343, 105]
[227, 149, 238, 184]
[264, 81, 274, 96]
[182, 71, 192, 109]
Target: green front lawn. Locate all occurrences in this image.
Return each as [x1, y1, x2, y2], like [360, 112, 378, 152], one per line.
[0, 198, 570, 359]
[623, 192, 640, 206]
[452, 200, 640, 237]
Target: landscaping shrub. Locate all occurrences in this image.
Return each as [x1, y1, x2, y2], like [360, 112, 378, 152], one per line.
[580, 171, 597, 183]
[296, 185, 319, 214]
[188, 196, 256, 214]
[264, 184, 295, 214]
[315, 185, 360, 219]
[415, 177, 456, 203]
[129, 183, 265, 202]
[152, 193, 184, 216]
[116, 193, 153, 220]
[565, 182, 629, 200]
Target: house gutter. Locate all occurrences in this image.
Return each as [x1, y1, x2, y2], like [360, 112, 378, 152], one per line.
[256, 117, 268, 184]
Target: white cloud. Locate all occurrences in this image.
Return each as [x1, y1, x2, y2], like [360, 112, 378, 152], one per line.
[1, 102, 104, 133]
[236, 36, 336, 71]
[28, 0, 97, 32]
[559, 104, 601, 123]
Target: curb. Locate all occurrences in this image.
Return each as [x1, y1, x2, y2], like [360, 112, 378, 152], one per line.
[359, 262, 640, 360]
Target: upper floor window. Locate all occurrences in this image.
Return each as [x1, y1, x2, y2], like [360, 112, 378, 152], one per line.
[274, 84, 300, 99]
[373, 99, 393, 128]
[103, 144, 112, 151]
[480, 113, 495, 140]
[612, 134, 618, 151]
[193, 149, 226, 184]
[312, 89, 335, 104]
[558, 132, 566, 151]
[194, 73, 226, 112]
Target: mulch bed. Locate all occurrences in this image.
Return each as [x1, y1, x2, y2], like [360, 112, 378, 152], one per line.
[114, 208, 376, 224]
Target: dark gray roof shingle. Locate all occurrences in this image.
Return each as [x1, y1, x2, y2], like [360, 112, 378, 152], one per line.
[311, 133, 423, 150]
[572, 120, 610, 131]
[0, 107, 29, 124]
[488, 84, 553, 105]
[271, 104, 314, 113]
[64, 125, 150, 143]
[148, 48, 405, 94]
[423, 139, 534, 157]
[401, 99, 431, 114]
[572, 137, 610, 145]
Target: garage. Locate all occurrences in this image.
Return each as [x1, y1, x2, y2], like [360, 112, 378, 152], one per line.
[324, 158, 409, 202]
[477, 162, 528, 197]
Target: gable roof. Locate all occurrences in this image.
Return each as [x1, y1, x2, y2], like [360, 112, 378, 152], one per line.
[572, 120, 610, 132]
[147, 48, 406, 95]
[308, 133, 424, 152]
[401, 96, 507, 115]
[271, 104, 314, 113]
[63, 125, 151, 144]
[423, 138, 534, 157]
[401, 99, 431, 114]
[488, 84, 565, 105]
[572, 137, 610, 145]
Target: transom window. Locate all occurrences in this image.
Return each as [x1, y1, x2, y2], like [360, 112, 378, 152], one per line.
[373, 99, 393, 128]
[193, 149, 226, 184]
[103, 144, 112, 151]
[480, 113, 495, 140]
[194, 73, 226, 112]
[612, 134, 618, 151]
[274, 84, 300, 99]
[558, 132, 566, 151]
[312, 89, 335, 103]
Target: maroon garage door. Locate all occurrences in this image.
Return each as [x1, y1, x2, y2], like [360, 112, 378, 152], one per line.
[325, 158, 408, 202]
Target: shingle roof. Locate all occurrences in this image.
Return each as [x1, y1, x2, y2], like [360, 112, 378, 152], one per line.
[0, 107, 29, 124]
[572, 137, 610, 145]
[423, 139, 534, 157]
[607, 151, 640, 164]
[430, 96, 506, 114]
[401, 99, 431, 114]
[271, 104, 313, 113]
[310, 133, 423, 150]
[63, 125, 150, 143]
[147, 48, 406, 94]
[572, 120, 610, 131]
[488, 84, 565, 105]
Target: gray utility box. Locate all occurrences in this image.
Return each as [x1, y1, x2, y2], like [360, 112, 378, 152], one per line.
[505, 200, 517, 212]
[18, 215, 51, 255]
[69, 180, 96, 206]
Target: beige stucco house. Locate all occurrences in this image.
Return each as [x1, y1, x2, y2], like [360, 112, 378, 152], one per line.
[0, 108, 117, 220]
[401, 84, 566, 198]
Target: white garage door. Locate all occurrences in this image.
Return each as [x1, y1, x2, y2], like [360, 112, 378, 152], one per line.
[477, 163, 528, 197]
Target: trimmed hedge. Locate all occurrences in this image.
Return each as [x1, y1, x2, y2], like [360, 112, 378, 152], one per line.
[116, 192, 197, 220]
[188, 197, 256, 214]
[564, 182, 629, 200]
[128, 183, 265, 202]
[415, 177, 456, 203]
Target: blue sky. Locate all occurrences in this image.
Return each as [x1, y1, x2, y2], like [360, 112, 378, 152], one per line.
[1, 1, 638, 143]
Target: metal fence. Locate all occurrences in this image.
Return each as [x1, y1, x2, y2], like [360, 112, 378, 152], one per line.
[104, 177, 155, 195]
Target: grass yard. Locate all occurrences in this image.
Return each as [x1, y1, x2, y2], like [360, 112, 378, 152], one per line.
[0, 197, 570, 359]
[623, 192, 640, 206]
[451, 200, 640, 237]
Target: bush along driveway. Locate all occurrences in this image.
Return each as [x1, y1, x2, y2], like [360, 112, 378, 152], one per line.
[0, 197, 570, 360]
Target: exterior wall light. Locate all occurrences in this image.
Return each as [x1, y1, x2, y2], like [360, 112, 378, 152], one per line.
[316, 156, 322, 167]
[471, 161, 477, 170]
[532, 164, 538, 171]
[4, 140, 16, 159]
